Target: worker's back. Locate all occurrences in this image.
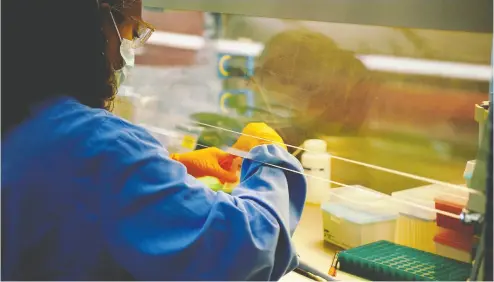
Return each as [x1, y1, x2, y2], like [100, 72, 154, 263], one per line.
[1, 97, 136, 280]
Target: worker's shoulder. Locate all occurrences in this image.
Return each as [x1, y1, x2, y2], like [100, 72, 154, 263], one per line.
[90, 112, 166, 163]
[46, 96, 161, 151]
[98, 111, 159, 145]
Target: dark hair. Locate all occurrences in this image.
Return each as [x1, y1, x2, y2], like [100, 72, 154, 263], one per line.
[2, 0, 129, 135]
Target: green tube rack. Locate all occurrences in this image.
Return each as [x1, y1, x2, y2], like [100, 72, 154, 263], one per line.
[337, 240, 472, 281]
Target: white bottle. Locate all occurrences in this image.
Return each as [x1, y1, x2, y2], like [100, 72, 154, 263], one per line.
[301, 139, 331, 205]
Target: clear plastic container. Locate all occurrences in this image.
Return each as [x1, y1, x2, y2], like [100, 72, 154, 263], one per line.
[174, 123, 204, 153]
[392, 184, 468, 253]
[391, 184, 450, 220]
[321, 185, 399, 249]
[391, 184, 445, 253]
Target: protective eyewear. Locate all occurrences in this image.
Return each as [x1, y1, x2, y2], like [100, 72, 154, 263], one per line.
[126, 15, 155, 48]
[110, 8, 155, 49]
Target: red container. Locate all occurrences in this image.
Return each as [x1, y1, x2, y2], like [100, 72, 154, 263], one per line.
[434, 194, 474, 235]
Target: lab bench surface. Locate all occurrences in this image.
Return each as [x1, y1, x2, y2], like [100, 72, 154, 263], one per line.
[289, 204, 367, 281]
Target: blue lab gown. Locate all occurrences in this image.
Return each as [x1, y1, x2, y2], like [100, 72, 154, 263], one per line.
[1, 96, 307, 281]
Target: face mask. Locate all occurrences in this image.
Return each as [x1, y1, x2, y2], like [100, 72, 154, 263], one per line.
[114, 38, 135, 88]
[110, 11, 135, 88]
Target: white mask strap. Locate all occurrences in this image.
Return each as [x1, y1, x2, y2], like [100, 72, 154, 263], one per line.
[109, 10, 122, 42]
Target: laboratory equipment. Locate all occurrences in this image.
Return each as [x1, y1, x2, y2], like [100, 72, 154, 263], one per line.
[302, 139, 331, 205]
[434, 191, 472, 235]
[175, 123, 204, 153]
[474, 101, 490, 146]
[336, 240, 472, 281]
[463, 104, 490, 216]
[461, 102, 491, 281]
[391, 184, 469, 253]
[321, 185, 399, 249]
[295, 261, 336, 281]
[464, 160, 476, 188]
[434, 228, 474, 263]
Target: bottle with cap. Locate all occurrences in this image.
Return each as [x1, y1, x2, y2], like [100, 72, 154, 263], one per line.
[301, 139, 331, 205]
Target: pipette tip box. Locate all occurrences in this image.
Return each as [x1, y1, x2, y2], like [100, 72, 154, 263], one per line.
[391, 184, 469, 253]
[321, 185, 399, 249]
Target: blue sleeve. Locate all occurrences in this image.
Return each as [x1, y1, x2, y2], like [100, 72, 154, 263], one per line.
[100, 122, 307, 281]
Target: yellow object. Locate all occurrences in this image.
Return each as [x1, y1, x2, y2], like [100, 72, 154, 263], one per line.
[171, 147, 238, 184]
[328, 251, 340, 277]
[233, 123, 286, 151]
[218, 54, 232, 77]
[474, 101, 489, 123]
[197, 176, 224, 191]
[391, 185, 453, 253]
[181, 135, 198, 150]
[219, 92, 233, 113]
[394, 214, 438, 253]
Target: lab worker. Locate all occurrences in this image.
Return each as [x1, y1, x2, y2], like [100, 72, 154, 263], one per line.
[1, 0, 307, 281]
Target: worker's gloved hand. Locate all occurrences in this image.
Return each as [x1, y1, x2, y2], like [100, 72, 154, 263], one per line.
[233, 122, 287, 151]
[220, 123, 287, 171]
[170, 147, 239, 184]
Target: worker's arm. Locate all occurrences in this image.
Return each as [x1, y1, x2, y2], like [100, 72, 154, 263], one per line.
[100, 123, 307, 281]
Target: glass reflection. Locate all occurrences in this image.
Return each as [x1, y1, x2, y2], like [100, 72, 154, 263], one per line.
[117, 9, 491, 195]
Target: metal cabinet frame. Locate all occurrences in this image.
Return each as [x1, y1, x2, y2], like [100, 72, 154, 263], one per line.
[144, 0, 493, 33]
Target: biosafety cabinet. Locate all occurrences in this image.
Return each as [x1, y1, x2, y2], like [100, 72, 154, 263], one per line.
[118, 0, 493, 280]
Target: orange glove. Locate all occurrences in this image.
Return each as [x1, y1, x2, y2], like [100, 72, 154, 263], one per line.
[170, 147, 238, 184]
[221, 123, 287, 169]
[233, 122, 287, 152]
